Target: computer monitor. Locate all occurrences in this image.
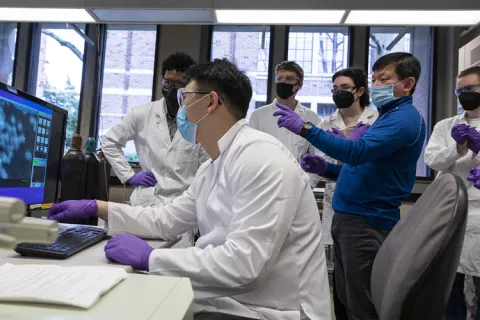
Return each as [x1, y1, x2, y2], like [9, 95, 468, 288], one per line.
[0, 83, 67, 205]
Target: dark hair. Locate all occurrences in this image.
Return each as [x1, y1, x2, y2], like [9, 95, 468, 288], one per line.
[182, 58, 252, 120]
[161, 52, 196, 78]
[458, 66, 480, 78]
[332, 67, 371, 107]
[275, 61, 304, 83]
[372, 52, 421, 95]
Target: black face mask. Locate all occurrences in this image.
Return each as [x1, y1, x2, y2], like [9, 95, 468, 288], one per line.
[276, 82, 296, 99]
[333, 90, 355, 109]
[162, 87, 180, 115]
[459, 92, 480, 111]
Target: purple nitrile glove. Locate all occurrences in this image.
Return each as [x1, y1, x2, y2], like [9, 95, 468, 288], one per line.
[466, 128, 480, 154]
[467, 167, 480, 189]
[104, 234, 154, 271]
[127, 171, 157, 187]
[48, 200, 98, 222]
[300, 154, 328, 176]
[451, 124, 470, 145]
[327, 128, 346, 139]
[273, 103, 304, 135]
[347, 122, 370, 141]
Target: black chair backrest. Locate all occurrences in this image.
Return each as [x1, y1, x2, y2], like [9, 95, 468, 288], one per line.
[371, 173, 468, 320]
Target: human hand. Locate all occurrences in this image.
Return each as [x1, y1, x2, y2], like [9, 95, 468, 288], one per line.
[327, 128, 346, 139]
[273, 103, 304, 134]
[104, 234, 154, 271]
[466, 128, 480, 154]
[348, 122, 370, 141]
[127, 171, 157, 187]
[467, 167, 480, 189]
[451, 124, 470, 145]
[48, 200, 98, 222]
[300, 154, 328, 176]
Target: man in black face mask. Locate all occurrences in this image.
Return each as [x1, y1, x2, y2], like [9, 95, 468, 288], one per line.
[249, 61, 321, 187]
[425, 65, 480, 319]
[102, 52, 209, 208]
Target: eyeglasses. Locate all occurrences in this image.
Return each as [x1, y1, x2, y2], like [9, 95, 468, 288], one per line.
[162, 79, 184, 91]
[176, 88, 212, 107]
[455, 84, 480, 97]
[275, 75, 300, 83]
[331, 85, 357, 94]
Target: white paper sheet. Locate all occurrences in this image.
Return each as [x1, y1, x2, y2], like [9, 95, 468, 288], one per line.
[0, 263, 128, 309]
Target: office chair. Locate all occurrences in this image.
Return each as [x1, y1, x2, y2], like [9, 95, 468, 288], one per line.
[371, 173, 468, 320]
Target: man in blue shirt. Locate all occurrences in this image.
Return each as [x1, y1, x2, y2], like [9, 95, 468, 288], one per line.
[274, 52, 426, 320]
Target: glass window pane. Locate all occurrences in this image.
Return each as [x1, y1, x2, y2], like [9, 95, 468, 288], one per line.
[287, 26, 349, 119]
[98, 25, 157, 163]
[35, 24, 85, 152]
[0, 23, 17, 86]
[368, 26, 433, 177]
[211, 26, 271, 119]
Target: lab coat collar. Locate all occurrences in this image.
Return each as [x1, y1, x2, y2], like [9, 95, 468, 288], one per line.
[217, 119, 248, 154]
[155, 98, 181, 147]
[329, 107, 377, 128]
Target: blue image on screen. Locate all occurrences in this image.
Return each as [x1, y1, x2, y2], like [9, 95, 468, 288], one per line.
[0, 88, 53, 204]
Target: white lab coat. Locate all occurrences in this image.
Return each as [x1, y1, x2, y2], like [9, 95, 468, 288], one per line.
[425, 112, 480, 277]
[249, 99, 322, 187]
[106, 120, 331, 320]
[317, 107, 379, 245]
[101, 99, 209, 207]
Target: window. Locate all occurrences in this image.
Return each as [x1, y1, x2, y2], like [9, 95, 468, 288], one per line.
[288, 33, 314, 72]
[211, 26, 271, 119]
[0, 23, 17, 86]
[98, 25, 157, 163]
[287, 26, 349, 119]
[368, 27, 433, 177]
[35, 24, 86, 152]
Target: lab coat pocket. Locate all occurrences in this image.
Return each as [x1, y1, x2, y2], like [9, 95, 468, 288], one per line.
[130, 186, 156, 207]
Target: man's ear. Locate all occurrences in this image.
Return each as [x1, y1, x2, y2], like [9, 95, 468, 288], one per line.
[207, 91, 221, 113]
[403, 77, 416, 93]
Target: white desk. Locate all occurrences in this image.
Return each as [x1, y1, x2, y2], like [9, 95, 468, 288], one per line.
[0, 223, 194, 319]
[0, 273, 194, 320]
[0, 223, 170, 273]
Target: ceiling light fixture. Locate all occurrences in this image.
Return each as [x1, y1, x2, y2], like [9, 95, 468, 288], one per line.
[345, 10, 480, 26]
[215, 10, 345, 25]
[0, 8, 95, 23]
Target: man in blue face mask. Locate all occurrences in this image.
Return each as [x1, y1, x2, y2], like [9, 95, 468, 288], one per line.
[273, 52, 426, 320]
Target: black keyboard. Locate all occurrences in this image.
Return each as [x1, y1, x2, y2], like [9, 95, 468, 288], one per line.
[15, 226, 108, 259]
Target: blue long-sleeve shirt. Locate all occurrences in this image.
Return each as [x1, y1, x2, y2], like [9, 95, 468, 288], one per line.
[306, 96, 425, 229]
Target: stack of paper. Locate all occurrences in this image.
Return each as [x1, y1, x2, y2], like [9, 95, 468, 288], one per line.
[0, 263, 128, 309]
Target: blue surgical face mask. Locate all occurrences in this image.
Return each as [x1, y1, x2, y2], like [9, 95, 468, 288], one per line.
[370, 79, 406, 110]
[176, 95, 210, 144]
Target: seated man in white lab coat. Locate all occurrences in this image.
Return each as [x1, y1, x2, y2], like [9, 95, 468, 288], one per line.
[249, 61, 320, 187]
[49, 59, 331, 320]
[101, 52, 209, 207]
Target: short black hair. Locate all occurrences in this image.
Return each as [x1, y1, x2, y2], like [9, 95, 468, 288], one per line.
[332, 67, 371, 107]
[161, 52, 196, 78]
[372, 52, 421, 95]
[182, 58, 252, 120]
[275, 61, 304, 83]
[458, 66, 480, 79]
